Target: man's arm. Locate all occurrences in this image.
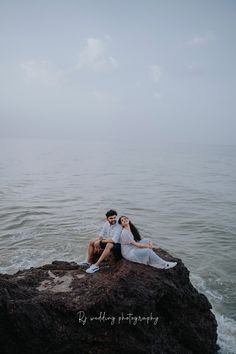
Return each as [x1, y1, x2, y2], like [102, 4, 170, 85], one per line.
[98, 222, 108, 240]
[100, 238, 114, 244]
[97, 222, 114, 245]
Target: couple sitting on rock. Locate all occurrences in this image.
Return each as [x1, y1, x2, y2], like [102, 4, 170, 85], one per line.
[79, 209, 177, 274]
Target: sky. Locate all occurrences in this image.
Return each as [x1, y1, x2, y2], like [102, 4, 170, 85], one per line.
[0, 0, 236, 144]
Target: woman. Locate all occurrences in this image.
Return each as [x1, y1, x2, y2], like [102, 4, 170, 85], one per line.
[118, 216, 177, 269]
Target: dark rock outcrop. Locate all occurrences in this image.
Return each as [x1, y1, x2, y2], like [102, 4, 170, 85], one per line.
[0, 249, 218, 354]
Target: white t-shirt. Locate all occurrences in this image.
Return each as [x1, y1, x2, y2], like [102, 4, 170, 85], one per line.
[99, 221, 122, 243]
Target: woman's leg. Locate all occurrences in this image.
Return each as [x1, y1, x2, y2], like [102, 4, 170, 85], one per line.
[131, 248, 177, 269]
[147, 249, 167, 268]
[148, 249, 177, 269]
[130, 247, 165, 267]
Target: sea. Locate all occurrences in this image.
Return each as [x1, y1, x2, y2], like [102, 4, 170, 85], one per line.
[0, 138, 235, 353]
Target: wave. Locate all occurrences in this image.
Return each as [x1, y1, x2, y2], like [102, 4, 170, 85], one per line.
[191, 274, 236, 354]
[216, 314, 236, 354]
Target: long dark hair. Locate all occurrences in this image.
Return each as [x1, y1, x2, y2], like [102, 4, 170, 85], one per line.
[118, 216, 142, 242]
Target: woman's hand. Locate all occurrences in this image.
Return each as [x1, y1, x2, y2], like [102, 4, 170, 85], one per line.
[148, 241, 153, 249]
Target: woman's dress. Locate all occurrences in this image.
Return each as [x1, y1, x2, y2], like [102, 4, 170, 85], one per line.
[120, 228, 175, 269]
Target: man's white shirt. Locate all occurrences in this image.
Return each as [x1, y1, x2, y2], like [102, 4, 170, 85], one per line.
[99, 221, 122, 243]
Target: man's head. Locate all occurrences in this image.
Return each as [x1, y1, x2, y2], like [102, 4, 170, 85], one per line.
[106, 209, 117, 225]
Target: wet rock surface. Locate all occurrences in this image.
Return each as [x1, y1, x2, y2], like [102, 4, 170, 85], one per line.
[0, 249, 218, 354]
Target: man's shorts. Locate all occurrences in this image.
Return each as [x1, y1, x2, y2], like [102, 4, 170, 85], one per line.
[99, 241, 122, 259]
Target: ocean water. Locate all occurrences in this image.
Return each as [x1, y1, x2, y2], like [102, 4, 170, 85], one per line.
[0, 138, 235, 353]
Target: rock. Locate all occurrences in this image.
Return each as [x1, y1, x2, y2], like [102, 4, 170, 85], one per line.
[0, 249, 218, 354]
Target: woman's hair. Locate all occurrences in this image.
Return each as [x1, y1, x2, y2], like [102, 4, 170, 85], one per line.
[118, 216, 142, 241]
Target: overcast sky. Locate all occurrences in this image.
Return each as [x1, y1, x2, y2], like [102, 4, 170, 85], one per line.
[1, 0, 236, 144]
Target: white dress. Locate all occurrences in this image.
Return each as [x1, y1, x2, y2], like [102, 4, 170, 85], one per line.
[120, 228, 171, 269]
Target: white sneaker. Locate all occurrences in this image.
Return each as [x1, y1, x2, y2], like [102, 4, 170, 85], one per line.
[164, 262, 177, 269]
[86, 264, 100, 274]
[78, 260, 91, 268]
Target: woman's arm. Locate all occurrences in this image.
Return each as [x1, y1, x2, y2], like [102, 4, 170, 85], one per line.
[131, 240, 153, 248]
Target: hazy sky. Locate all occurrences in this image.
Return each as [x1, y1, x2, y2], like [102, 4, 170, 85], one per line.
[1, 0, 236, 144]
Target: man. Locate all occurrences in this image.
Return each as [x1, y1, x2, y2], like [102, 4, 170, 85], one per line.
[79, 209, 122, 274]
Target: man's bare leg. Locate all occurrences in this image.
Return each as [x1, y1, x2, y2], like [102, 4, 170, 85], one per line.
[87, 239, 100, 264]
[94, 243, 114, 267]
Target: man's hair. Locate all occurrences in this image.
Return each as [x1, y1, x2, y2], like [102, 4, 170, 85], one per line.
[106, 209, 117, 218]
